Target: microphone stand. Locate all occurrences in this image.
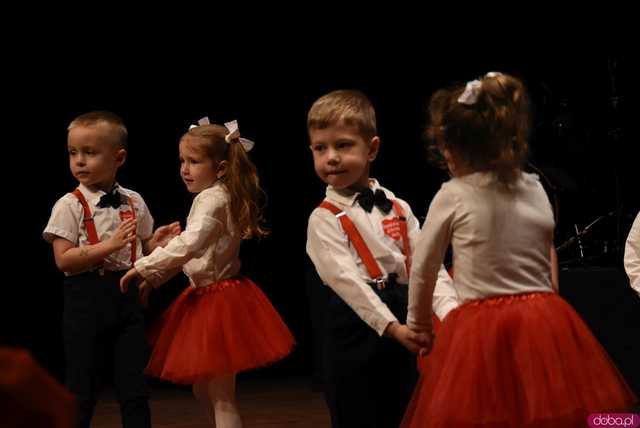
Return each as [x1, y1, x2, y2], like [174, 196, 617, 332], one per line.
[556, 212, 615, 257]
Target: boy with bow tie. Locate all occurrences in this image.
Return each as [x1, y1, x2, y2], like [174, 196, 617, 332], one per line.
[306, 90, 458, 428]
[43, 111, 180, 428]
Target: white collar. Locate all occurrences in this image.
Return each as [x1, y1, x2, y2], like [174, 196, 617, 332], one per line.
[77, 182, 123, 206]
[324, 178, 386, 207]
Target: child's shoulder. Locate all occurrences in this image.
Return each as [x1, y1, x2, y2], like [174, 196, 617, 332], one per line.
[308, 195, 345, 226]
[200, 183, 229, 199]
[375, 181, 398, 200]
[52, 191, 83, 210]
[449, 171, 541, 189]
[520, 172, 542, 187]
[193, 183, 230, 207]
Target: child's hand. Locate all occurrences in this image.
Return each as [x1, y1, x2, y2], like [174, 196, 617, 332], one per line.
[150, 221, 181, 249]
[384, 322, 425, 353]
[120, 267, 141, 293]
[138, 280, 152, 308]
[415, 330, 435, 357]
[108, 219, 137, 251]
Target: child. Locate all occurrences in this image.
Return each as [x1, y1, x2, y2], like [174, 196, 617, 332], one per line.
[0, 347, 75, 428]
[402, 73, 637, 428]
[119, 118, 295, 428]
[624, 212, 640, 297]
[306, 90, 458, 428]
[43, 111, 180, 428]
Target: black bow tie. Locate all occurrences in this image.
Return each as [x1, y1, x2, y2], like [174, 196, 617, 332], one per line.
[356, 188, 393, 214]
[97, 189, 123, 209]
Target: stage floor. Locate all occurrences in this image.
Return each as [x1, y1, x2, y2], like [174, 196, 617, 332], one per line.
[91, 376, 331, 428]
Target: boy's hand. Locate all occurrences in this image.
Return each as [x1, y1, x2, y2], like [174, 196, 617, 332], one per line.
[120, 267, 141, 293]
[146, 221, 181, 251]
[384, 322, 428, 353]
[107, 219, 137, 251]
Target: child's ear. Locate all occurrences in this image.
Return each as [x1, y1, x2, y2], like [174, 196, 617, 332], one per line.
[115, 148, 127, 166]
[368, 136, 381, 161]
[216, 160, 229, 179]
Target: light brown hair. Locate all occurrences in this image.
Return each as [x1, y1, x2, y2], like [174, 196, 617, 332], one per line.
[427, 73, 530, 184]
[68, 111, 128, 149]
[184, 124, 268, 239]
[307, 89, 377, 140]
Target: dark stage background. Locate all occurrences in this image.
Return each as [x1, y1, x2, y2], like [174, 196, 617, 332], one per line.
[4, 51, 638, 393]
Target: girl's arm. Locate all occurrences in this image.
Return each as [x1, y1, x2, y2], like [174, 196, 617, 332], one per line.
[52, 219, 136, 274]
[120, 265, 182, 292]
[550, 244, 559, 292]
[142, 221, 181, 254]
[433, 266, 459, 320]
[133, 191, 224, 282]
[404, 198, 459, 321]
[408, 186, 456, 339]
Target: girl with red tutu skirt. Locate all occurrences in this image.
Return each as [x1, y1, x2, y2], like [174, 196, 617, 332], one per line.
[120, 118, 295, 427]
[402, 73, 637, 428]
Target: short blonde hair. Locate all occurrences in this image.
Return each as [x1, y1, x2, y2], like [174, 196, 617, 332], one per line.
[307, 90, 377, 140]
[68, 111, 128, 149]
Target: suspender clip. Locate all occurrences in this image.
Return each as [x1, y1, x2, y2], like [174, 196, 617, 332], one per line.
[373, 277, 386, 290]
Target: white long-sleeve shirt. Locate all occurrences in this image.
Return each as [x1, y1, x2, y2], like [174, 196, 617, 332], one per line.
[624, 212, 640, 296]
[408, 172, 555, 332]
[307, 178, 458, 336]
[135, 182, 241, 288]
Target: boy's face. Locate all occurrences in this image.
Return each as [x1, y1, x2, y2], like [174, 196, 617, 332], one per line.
[309, 121, 379, 191]
[68, 125, 125, 192]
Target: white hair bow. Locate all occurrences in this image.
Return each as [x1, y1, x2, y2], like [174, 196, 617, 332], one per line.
[457, 71, 504, 105]
[457, 79, 482, 105]
[224, 120, 255, 152]
[189, 116, 211, 130]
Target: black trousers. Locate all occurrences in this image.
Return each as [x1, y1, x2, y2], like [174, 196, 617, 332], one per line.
[63, 271, 150, 428]
[322, 284, 418, 428]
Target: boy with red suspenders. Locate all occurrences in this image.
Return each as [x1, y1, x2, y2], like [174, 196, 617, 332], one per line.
[306, 91, 458, 428]
[43, 111, 179, 428]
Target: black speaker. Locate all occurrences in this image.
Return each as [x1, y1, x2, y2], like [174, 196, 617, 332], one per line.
[560, 267, 640, 396]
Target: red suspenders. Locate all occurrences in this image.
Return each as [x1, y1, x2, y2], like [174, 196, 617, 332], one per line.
[391, 200, 411, 277]
[319, 199, 411, 288]
[71, 189, 138, 271]
[72, 189, 100, 246]
[319, 198, 445, 327]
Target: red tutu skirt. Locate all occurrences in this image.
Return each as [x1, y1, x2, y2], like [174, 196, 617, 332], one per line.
[145, 276, 295, 384]
[402, 292, 637, 428]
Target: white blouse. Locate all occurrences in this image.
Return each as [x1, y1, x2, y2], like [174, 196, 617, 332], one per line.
[624, 212, 640, 296]
[408, 172, 555, 331]
[135, 182, 241, 288]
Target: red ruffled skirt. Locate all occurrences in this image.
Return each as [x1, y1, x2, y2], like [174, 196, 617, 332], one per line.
[402, 292, 637, 428]
[145, 276, 295, 384]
